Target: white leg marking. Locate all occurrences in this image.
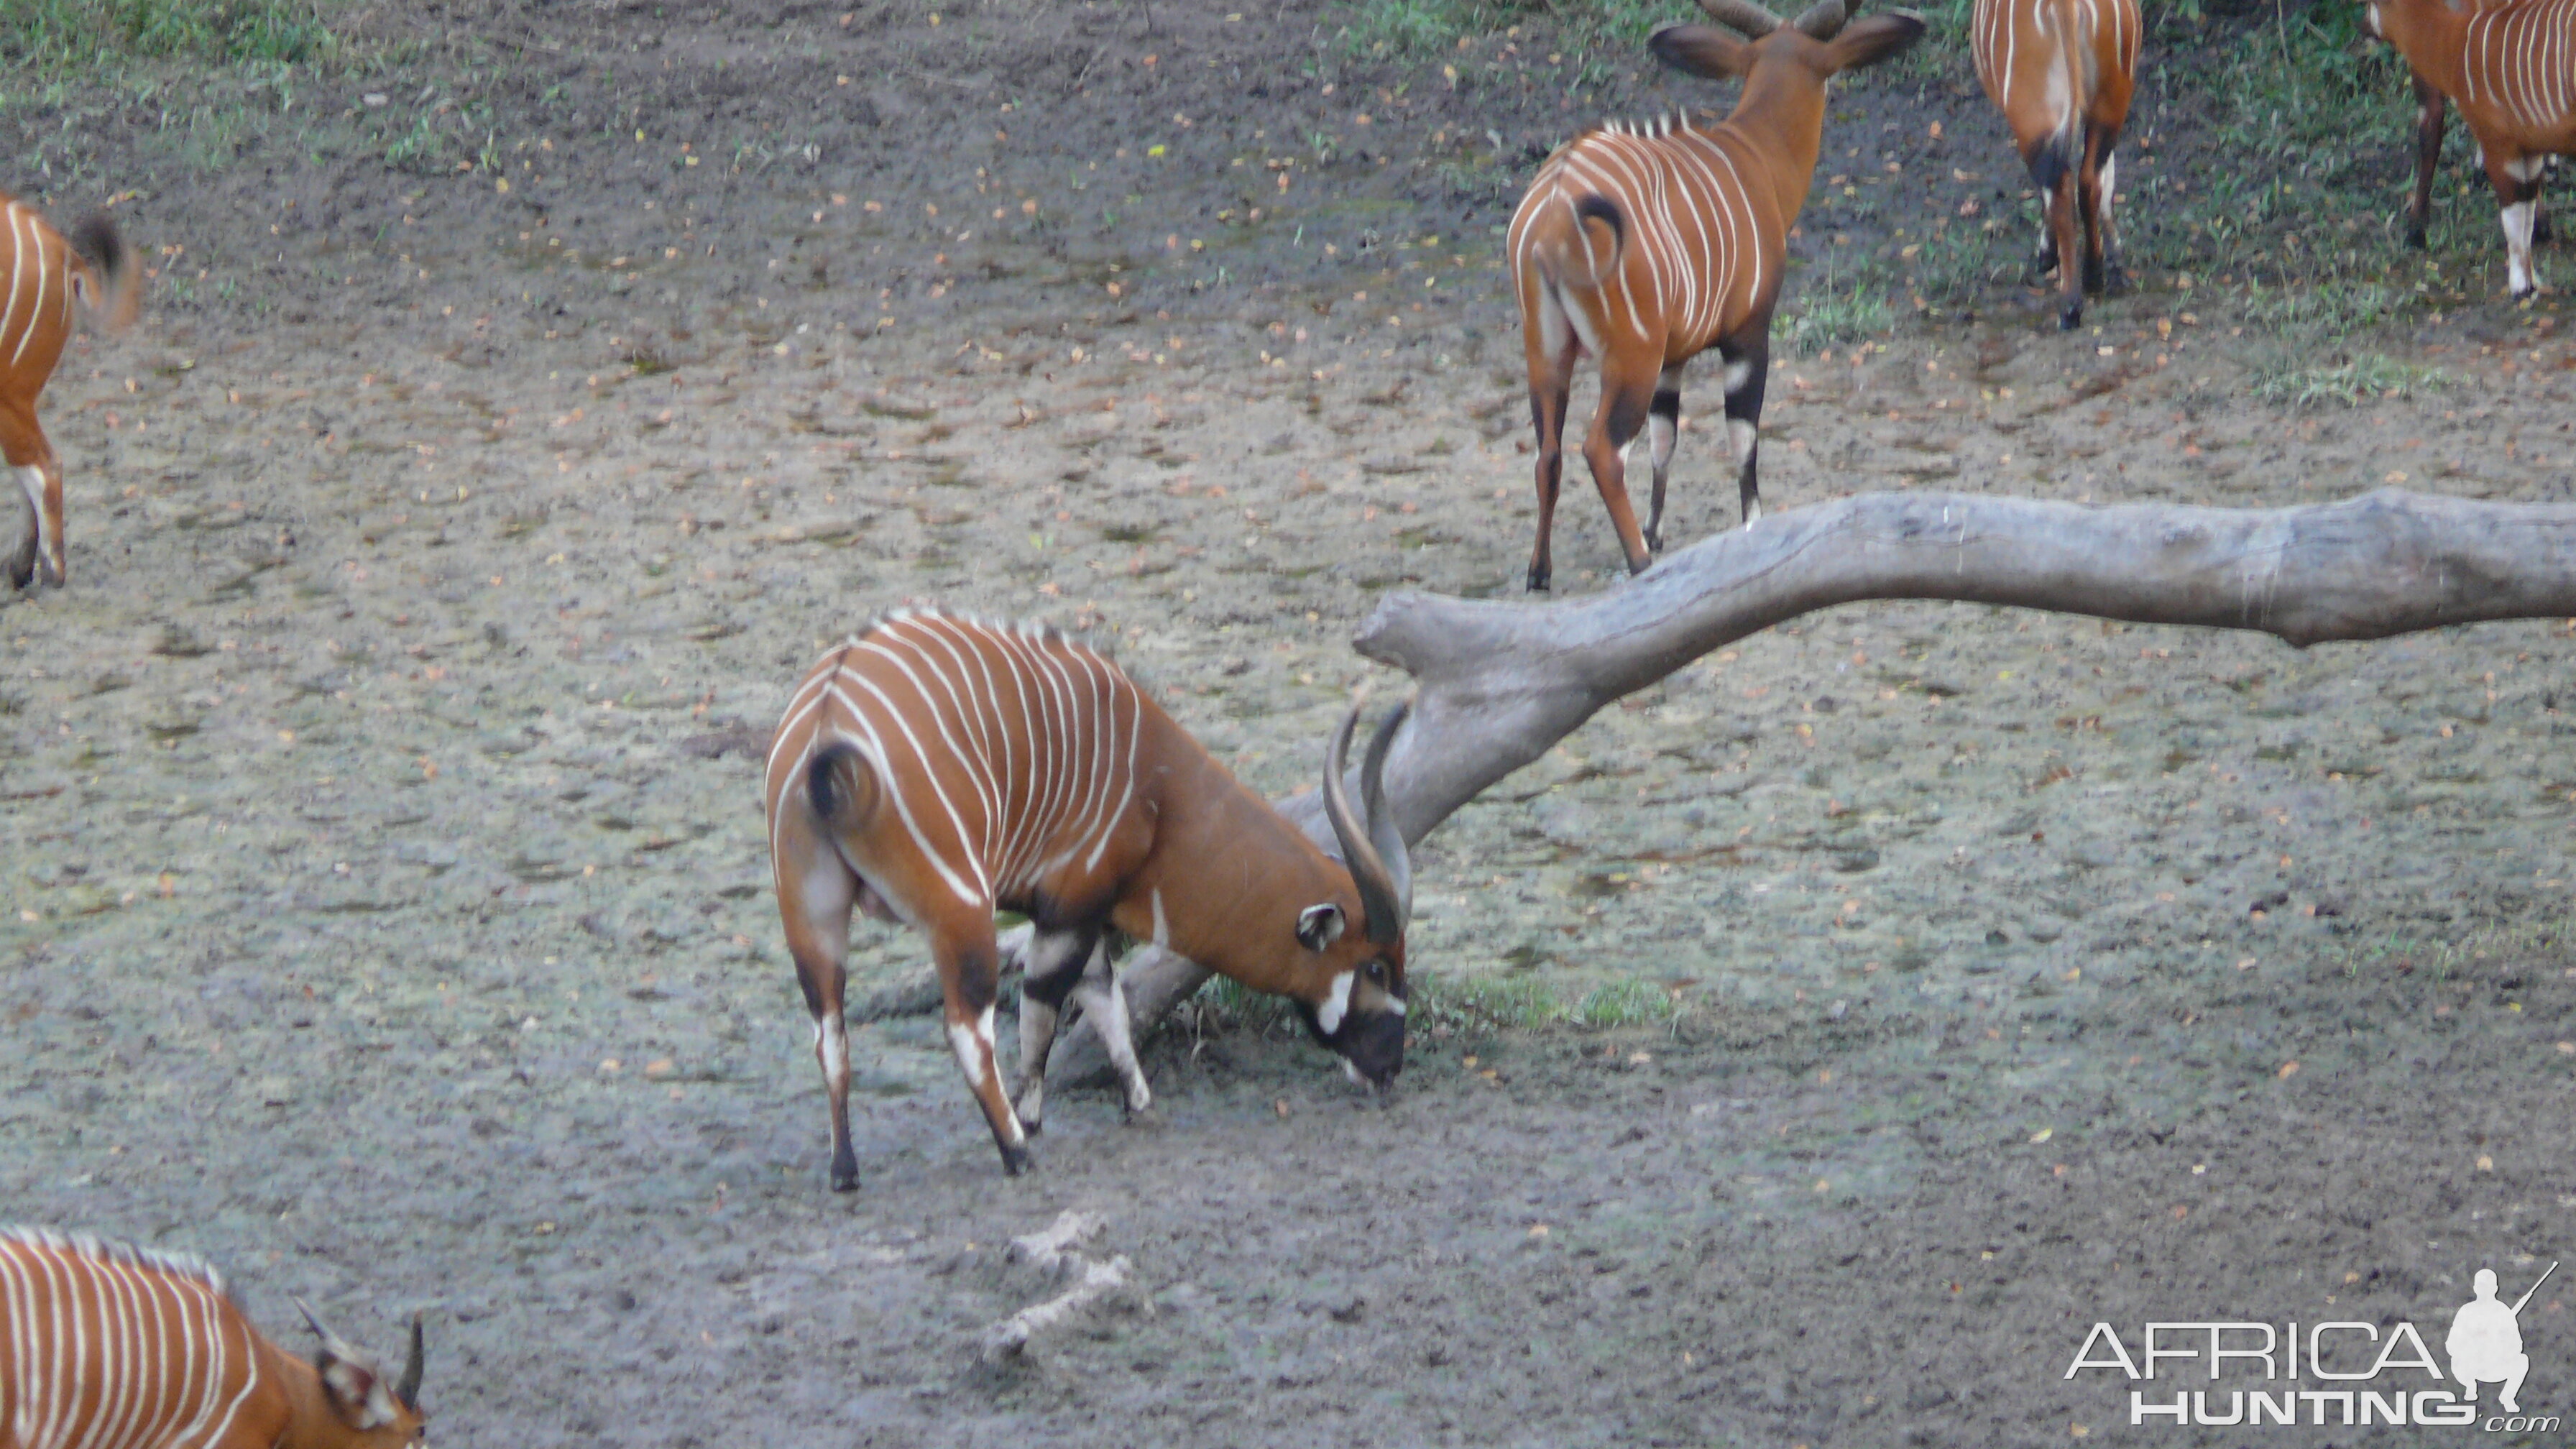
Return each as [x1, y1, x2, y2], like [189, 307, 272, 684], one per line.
[2503, 201, 2538, 293]
[1315, 969, 1356, 1036]
[1075, 949, 1151, 1114]
[1722, 360, 1752, 394]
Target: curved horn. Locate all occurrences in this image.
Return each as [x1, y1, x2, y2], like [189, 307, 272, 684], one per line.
[395, 1313, 424, 1409]
[294, 1297, 341, 1348]
[1791, 0, 1847, 37]
[1359, 702, 1412, 944]
[1695, 0, 1782, 35]
[1322, 705, 1410, 947]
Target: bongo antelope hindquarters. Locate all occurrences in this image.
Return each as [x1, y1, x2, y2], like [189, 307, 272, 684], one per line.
[1970, 0, 2142, 329]
[1506, 0, 1926, 590]
[0, 1225, 426, 1448]
[0, 194, 139, 590]
[2369, 0, 2576, 295]
[764, 610, 1413, 1190]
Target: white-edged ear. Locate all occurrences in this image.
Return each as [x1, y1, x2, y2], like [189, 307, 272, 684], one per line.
[1296, 903, 1346, 952]
[318, 1352, 402, 1430]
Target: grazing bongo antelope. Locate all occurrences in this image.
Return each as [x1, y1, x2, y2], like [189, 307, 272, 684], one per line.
[765, 609, 1412, 1190]
[2369, 0, 2576, 295]
[1970, 0, 2142, 329]
[1507, 0, 1926, 591]
[0, 1226, 425, 1448]
[0, 193, 139, 590]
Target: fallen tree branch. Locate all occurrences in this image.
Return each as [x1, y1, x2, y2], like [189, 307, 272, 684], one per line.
[975, 1210, 1138, 1361]
[1043, 487, 2576, 1083]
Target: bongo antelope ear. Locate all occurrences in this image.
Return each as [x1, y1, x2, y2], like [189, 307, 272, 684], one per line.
[1297, 903, 1347, 952]
[1822, 9, 1926, 71]
[316, 1350, 402, 1430]
[1650, 22, 1757, 80]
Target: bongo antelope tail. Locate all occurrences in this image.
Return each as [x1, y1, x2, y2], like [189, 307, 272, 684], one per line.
[1506, 0, 1926, 591]
[0, 193, 140, 591]
[764, 609, 1412, 1190]
[0, 1225, 425, 1448]
[1970, 0, 2142, 330]
[2368, 0, 2576, 295]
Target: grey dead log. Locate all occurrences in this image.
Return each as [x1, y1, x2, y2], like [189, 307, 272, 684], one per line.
[1043, 487, 2576, 1085]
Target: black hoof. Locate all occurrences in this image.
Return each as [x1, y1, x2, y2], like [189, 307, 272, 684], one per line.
[2405, 228, 2429, 252]
[1020, 1117, 1044, 1137]
[1624, 556, 1652, 577]
[1642, 527, 1663, 554]
[998, 1141, 1034, 1177]
[1525, 569, 1551, 594]
[829, 1159, 860, 1193]
[2100, 263, 2130, 297]
[2058, 302, 2084, 332]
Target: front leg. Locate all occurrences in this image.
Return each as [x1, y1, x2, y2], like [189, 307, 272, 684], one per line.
[1070, 944, 1151, 1117]
[1717, 331, 1770, 527]
[1013, 924, 1101, 1133]
[2491, 152, 2547, 298]
[2406, 73, 2445, 250]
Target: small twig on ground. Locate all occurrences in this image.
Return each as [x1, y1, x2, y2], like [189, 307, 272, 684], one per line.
[976, 1210, 1141, 1361]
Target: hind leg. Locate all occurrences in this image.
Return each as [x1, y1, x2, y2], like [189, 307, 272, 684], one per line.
[1643, 362, 1684, 553]
[1, 406, 61, 589]
[1523, 295, 1579, 592]
[2049, 170, 2087, 330]
[1579, 355, 1660, 576]
[773, 812, 864, 1190]
[2089, 142, 2128, 295]
[1013, 923, 1103, 1133]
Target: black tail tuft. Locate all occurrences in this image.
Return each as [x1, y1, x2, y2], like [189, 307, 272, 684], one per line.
[1575, 194, 1625, 249]
[66, 212, 140, 332]
[807, 742, 857, 823]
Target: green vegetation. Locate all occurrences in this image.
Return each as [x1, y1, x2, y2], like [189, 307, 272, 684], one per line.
[1779, 270, 1896, 354]
[2250, 354, 2450, 408]
[1, 0, 339, 70]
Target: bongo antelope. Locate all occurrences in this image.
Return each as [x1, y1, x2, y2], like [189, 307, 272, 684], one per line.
[1506, 0, 1926, 590]
[0, 1225, 425, 1448]
[0, 193, 139, 590]
[2369, 0, 2576, 295]
[764, 609, 1412, 1190]
[1970, 0, 2142, 329]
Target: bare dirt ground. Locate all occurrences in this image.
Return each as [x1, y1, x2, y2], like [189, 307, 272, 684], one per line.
[4, 1, 2575, 1444]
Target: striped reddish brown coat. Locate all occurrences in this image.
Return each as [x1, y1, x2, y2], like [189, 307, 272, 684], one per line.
[0, 193, 139, 590]
[0, 1226, 423, 1449]
[764, 609, 1412, 1190]
[2370, 0, 2576, 295]
[1969, 0, 2143, 329]
[1505, 0, 1924, 590]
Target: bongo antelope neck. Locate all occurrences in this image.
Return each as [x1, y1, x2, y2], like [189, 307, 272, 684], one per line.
[763, 609, 1412, 1190]
[0, 1225, 426, 1448]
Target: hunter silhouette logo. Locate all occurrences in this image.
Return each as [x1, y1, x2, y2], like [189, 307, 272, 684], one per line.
[2064, 1259, 2561, 1430]
[2449, 1263, 2554, 1414]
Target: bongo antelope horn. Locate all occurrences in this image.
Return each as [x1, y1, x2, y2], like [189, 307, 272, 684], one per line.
[1696, 0, 1785, 36]
[395, 1313, 425, 1408]
[1322, 703, 1412, 944]
[1791, 0, 1849, 38]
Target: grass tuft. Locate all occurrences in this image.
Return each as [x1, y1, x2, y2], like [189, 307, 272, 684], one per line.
[2250, 354, 2450, 409]
[1, 0, 337, 70]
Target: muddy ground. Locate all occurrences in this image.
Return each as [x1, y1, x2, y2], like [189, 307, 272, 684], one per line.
[4, 1, 2575, 1444]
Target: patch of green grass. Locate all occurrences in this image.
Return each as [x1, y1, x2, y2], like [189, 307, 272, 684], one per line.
[1412, 973, 1566, 1032]
[2, 0, 339, 70]
[1780, 273, 1895, 354]
[1570, 978, 1675, 1028]
[2250, 354, 2450, 409]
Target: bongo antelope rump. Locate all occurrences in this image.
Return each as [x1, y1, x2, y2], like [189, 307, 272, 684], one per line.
[2369, 0, 2576, 295]
[1970, 0, 2142, 330]
[0, 1226, 424, 1448]
[0, 193, 140, 590]
[1506, 0, 1926, 591]
[764, 609, 1412, 1190]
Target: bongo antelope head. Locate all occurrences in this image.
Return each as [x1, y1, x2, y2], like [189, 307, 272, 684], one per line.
[1301, 703, 1414, 1088]
[293, 1300, 427, 1446]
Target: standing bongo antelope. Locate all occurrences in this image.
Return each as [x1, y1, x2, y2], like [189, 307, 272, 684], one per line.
[0, 1226, 425, 1448]
[0, 192, 140, 590]
[1507, 0, 1926, 591]
[1970, 0, 2142, 329]
[2369, 0, 2576, 295]
[765, 609, 1412, 1190]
